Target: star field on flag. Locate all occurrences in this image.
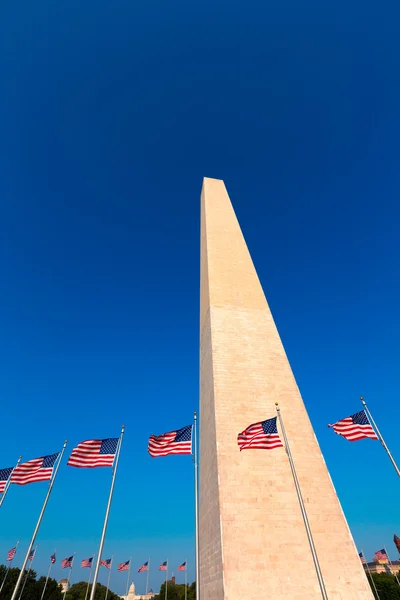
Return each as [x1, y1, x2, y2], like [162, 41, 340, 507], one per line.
[68, 438, 118, 468]
[148, 425, 192, 457]
[0, 467, 13, 493]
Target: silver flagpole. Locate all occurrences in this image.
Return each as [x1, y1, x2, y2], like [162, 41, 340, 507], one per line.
[361, 398, 400, 477]
[146, 557, 150, 595]
[125, 558, 132, 599]
[89, 426, 125, 600]
[275, 404, 328, 600]
[18, 545, 37, 600]
[0, 456, 22, 508]
[384, 547, 400, 586]
[84, 555, 95, 600]
[10, 441, 68, 600]
[40, 549, 56, 600]
[0, 540, 20, 594]
[193, 413, 199, 600]
[63, 554, 75, 600]
[165, 561, 168, 600]
[361, 551, 380, 599]
[104, 556, 113, 600]
[185, 560, 187, 600]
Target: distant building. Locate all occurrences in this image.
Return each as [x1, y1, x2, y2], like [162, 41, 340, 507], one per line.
[119, 581, 155, 600]
[58, 579, 69, 593]
[364, 560, 400, 575]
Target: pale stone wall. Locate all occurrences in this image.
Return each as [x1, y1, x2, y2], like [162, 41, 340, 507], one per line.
[199, 178, 374, 600]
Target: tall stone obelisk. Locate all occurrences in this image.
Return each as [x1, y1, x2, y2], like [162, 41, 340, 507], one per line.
[199, 178, 373, 600]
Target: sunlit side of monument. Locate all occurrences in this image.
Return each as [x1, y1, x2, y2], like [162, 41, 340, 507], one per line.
[199, 178, 373, 599]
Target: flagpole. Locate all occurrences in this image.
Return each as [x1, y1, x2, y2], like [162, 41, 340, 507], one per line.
[185, 560, 187, 600]
[384, 547, 400, 586]
[89, 425, 125, 600]
[146, 557, 150, 595]
[193, 412, 199, 600]
[125, 558, 132, 599]
[63, 554, 75, 600]
[361, 398, 400, 477]
[18, 545, 37, 600]
[0, 456, 22, 508]
[361, 550, 380, 600]
[0, 541, 19, 594]
[275, 404, 328, 600]
[40, 549, 56, 600]
[10, 441, 68, 600]
[104, 556, 113, 600]
[165, 561, 168, 600]
[84, 555, 95, 600]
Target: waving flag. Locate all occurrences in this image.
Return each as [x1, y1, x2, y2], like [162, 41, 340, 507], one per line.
[159, 561, 168, 571]
[62, 556, 74, 569]
[118, 561, 130, 572]
[148, 425, 192, 457]
[11, 454, 58, 485]
[178, 561, 187, 572]
[68, 439, 118, 468]
[328, 410, 378, 442]
[100, 558, 112, 569]
[374, 549, 388, 563]
[51, 553, 56, 564]
[237, 417, 283, 451]
[7, 547, 17, 562]
[82, 557, 93, 568]
[394, 534, 400, 554]
[138, 561, 149, 572]
[359, 552, 366, 564]
[0, 467, 13, 493]
[28, 549, 36, 561]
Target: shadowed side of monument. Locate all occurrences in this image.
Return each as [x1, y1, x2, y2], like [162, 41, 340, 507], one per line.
[199, 178, 373, 600]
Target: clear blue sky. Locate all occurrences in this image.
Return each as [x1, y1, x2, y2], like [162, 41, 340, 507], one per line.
[1, 0, 400, 594]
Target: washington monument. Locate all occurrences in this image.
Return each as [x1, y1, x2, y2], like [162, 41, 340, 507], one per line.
[199, 178, 372, 599]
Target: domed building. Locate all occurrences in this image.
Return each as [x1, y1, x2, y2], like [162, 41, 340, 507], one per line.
[58, 579, 70, 593]
[119, 581, 155, 600]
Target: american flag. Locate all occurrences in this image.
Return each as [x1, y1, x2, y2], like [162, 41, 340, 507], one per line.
[328, 410, 378, 442]
[11, 454, 59, 485]
[28, 549, 36, 562]
[7, 547, 17, 562]
[118, 560, 130, 572]
[51, 553, 56, 564]
[159, 561, 168, 571]
[237, 417, 283, 451]
[394, 534, 400, 554]
[359, 552, 366, 564]
[178, 561, 187, 572]
[0, 467, 13, 493]
[148, 425, 192, 458]
[374, 549, 388, 563]
[100, 558, 112, 569]
[138, 561, 149, 573]
[81, 557, 93, 568]
[62, 556, 74, 569]
[68, 439, 118, 468]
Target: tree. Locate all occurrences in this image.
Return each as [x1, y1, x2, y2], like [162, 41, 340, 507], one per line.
[0, 565, 62, 600]
[368, 572, 400, 600]
[154, 580, 195, 600]
[65, 581, 120, 600]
